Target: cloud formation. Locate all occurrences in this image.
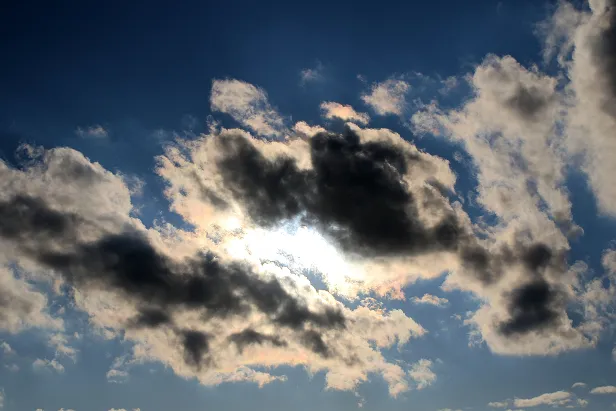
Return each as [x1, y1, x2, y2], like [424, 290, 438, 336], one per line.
[0, 143, 427, 396]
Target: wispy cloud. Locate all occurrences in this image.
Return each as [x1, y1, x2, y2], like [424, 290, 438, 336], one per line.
[300, 61, 324, 85]
[75, 125, 108, 138]
[32, 358, 65, 374]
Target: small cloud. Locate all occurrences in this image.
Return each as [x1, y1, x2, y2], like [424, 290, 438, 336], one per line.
[408, 359, 437, 390]
[210, 78, 286, 137]
[488, 401, 510, 408]
[299, 61, 324, 85]
[361, 78, 410, 116]
[514, 391, 571, 407]
[0, 388, 4, 409]
[0, 342, 13, 355]
[411, 294, 449, 307]
[572, 382, 587, 389]
[5, 364, 19, 372]
[320, 101, 370, 125]
[577, 399, 589, 407]
[75, 125, 108, 139]
[292, 121, 326, 138]
[32, 358, 65, 374]
[590, 386, 616, 395]
[438, 76, 459, 95]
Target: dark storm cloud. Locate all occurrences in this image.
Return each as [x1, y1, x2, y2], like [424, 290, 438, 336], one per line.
[591, 0, 616, 116]
[0, 195, 347, 367]
[182, 329, 211, 368]
[216, 129, 464, 257]
[498, 280, 565, 336]
[462, 239, 568, 336]
[214, 129, 574, 337]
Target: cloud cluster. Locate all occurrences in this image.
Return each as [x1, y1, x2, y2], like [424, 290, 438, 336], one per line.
[0, 143, 427, 396]
[410, 0, 616, 356]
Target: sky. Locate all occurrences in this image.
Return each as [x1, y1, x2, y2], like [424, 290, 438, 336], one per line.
[1, 0, 616, 410]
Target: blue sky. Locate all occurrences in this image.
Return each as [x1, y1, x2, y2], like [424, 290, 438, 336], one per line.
[1, 1, 616, 411]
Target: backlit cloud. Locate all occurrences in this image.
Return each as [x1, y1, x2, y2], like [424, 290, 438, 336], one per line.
[320, 102, 370, 125]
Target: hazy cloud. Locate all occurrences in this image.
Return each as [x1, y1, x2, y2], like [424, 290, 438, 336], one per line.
[300, 61, 324, 85]
[75, 125, 108, 139]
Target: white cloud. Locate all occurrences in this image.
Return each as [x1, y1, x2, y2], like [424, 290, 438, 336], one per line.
[577, 399, 589, 407]
[210, 79, 286, 137]
[408, 359, 437, 390]
[292, 121, 326, 138]
[489, 401, 510, 408]
[514, 391, 572, 407]
[410, 294, 449, 307]
[361, 78, 410, 116]
[572, 382, 587, 389]
[75, 125, 108, 139]
[320, 101, 370, 125]
[32, 358, 65, 373]
[590, 386, 616, 395]
[0, 265, 62, 334]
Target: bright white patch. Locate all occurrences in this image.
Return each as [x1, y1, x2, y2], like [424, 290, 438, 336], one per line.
[224, 219, 355, 294]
